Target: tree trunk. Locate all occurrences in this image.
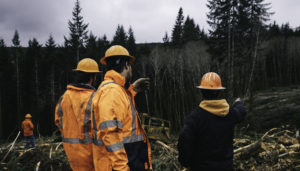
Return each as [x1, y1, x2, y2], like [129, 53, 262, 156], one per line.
[16, 52, 21, 128]
[227, 20, 232, 100]
[0, 83, 3, 139]
[35, 57, 39, 101]
[246, 28, 260, 104]
[51, 64, 55, 107]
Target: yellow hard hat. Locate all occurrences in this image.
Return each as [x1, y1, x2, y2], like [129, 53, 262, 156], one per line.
[73, 58, 100, 73]
[100, 45, 135, 65]
[25, 114, 32, 118]
[197, 72, 225, 90]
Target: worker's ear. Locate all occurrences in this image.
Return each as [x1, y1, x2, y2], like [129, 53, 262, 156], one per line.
[124, 61, 130, 70]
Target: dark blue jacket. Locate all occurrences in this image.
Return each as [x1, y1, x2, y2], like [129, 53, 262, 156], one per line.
[178, 101, 246, 171]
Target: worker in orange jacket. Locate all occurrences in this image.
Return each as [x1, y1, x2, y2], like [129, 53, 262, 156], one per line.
[92, 45, 152, 171]
[55, 58, 101, 171]
[22, 114, 35, 148]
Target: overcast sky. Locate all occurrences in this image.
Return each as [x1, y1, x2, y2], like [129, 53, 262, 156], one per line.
[0, 0, 299, 46]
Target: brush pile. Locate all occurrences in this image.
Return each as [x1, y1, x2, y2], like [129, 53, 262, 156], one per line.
[233, 126, 300, 170]
[151, 126, 300, 171]
[0, 137, 70, 171]
[1, 126, 299, 171]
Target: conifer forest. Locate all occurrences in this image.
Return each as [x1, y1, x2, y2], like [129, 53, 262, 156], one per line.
[0, 0, 300, 170]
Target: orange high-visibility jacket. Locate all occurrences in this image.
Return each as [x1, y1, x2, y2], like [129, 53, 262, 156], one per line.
[22, 119, 34, 136]
[55, 84, 96, 171]
[92, 70, 152, 171]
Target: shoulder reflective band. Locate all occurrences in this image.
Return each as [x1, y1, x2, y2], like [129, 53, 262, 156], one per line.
[92, 81, 117, 146]
[92, 107, 98, 143]
[62, 137, 91, 144]
[105, 141, 124, 152]
[123, 134, 144, 144]
[129, 98, 136, 136]
[82, 92, 96, 144]
[57, 96, 64, 131]
[100, 120, 123, 130]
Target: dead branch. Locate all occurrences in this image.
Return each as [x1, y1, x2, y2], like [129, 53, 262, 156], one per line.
[35, 161, 41, 171]
[156, 140, 178, 154]
[55, 142, 62, 151]
[1, 131, 21, 162]
[49, 146, 53, 159]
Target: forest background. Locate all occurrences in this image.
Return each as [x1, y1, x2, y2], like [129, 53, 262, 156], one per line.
[0, 0, 300, 140]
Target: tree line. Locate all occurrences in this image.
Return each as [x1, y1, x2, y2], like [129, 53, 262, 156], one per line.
[1, 0, 300, 139]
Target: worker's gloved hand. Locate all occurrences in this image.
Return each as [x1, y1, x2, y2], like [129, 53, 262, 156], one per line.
[133, 78, 150, 93]
[234, 98, 241, 104]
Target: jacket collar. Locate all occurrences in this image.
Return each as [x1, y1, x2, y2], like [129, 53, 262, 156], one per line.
[67, 83, 96, 91]
[199, 99, 230, 117]
[104, 70, 126, 87]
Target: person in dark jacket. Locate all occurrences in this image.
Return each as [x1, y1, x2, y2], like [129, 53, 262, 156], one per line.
[178, 72, 247, 171]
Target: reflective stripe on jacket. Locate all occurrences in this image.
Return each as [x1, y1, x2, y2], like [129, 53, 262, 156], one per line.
[92, 70, 152, 171]
[22, 119, 34, 136]
[55, 83, 96, 171]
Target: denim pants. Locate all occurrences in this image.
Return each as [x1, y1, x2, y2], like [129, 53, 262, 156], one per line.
[24, 135, 35, 148]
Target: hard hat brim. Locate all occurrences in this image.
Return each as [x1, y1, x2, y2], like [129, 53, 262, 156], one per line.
[100, 55, 135, 66]
[72, 69, 102, 73]
[196, 86, 226, 90]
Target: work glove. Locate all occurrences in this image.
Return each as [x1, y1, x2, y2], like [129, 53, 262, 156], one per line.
[234, 98, 241, 103]
[133, 78, 150, 93]
[234, 98, 244, 105]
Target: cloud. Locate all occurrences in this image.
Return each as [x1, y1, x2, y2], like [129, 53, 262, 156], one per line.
[0, 0, 299, 46]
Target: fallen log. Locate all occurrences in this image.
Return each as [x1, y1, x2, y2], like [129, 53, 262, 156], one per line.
[234, 128, 278, 155]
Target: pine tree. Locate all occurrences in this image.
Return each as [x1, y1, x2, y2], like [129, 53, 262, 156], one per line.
[12, 30, 20, 47]
[45, 34, 57, 107]
[12, 30, 22, 127]
[0, 39, 8, 138]
[162, 32, 170, 44]
[171, 7, 184, 46]
[207, 0, 235, 61]
[97, 34, 110, 53]
[182, 16, 199, 43]
[112, 25, 127, 46]
[86, 32, 98, 60]
[64, 0, 89, 62]
[27, 38, 42, 119]
[127, 26, 136, 56]
[268, 22, 280, 37]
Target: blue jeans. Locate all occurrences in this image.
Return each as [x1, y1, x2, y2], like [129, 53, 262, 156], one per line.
[24, 136, 35, 148]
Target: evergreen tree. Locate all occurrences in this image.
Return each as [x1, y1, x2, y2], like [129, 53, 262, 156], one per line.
[182, 16, 198, 43]
[45, 34, 57, 107]
[12, 30, 20, 47]
[295, 26, 300, 37]
[12, 30, 22, 127]
[27, 38, 42, 118]
[207, 0, 235, 62]
[46, 34, 56, 50]
[163, 32, 170, 44]
[171, 7, 184, 46]
[127, 26, 136, 56]
[97, 35, 110, 58]
[64, 0, 89, 62]
[0, 39, 9, 138]
[86, 32, 98, 60]
[112, 25, 127, 46]
[97, 35, 110, 52]
[268, 21, 280, 37]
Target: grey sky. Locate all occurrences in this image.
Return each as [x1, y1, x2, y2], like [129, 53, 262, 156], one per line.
[0, 0, 299, 46]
